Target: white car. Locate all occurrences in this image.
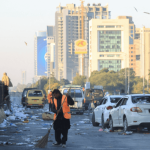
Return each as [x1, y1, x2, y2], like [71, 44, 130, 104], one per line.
[109, 94, 150, 132]
[92, 95, 123, 128]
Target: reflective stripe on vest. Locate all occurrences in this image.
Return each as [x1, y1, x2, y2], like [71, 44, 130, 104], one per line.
[53, 95, 71, 120]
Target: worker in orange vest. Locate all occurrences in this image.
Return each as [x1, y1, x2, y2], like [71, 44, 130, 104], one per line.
[51, 89, 74, 148]
[47, 91, 53, 111]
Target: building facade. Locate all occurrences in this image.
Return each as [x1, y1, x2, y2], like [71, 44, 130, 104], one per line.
[55, 3, 111, 81]
[46, 26, 55, 77]
[89, 16, 135, 76]
[34, 31, 47, 78]
[134, 27, 150, 83]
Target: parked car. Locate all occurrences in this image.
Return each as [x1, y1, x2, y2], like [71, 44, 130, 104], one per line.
[25, 90, 45, 108]
[109, 94, 150, 132]
[21, 88, 37, 106]
[92, 95, 123, 128]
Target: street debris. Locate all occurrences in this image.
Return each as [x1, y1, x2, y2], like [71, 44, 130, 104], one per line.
[118, 131, 133, 135]
[16, 143, 28, 146]
[99, 128, 103, 132]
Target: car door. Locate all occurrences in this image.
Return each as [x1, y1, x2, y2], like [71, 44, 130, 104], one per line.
[118, 98, 128, 126]
[112, 99, 124, 126]
[99, 98, 107, 122]
[95, 99, 104, 123]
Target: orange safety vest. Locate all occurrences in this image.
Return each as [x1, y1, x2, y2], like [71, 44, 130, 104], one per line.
[53, 95, 71, 120]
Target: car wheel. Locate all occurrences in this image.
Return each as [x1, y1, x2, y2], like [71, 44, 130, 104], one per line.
[92, 112, 99, 126]
[123, 117, 130, 132]
[109, 116, 114, 131]
[101, 115, 106, 129]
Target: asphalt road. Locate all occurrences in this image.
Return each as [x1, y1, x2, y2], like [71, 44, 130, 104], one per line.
[0, 104, 150, 150]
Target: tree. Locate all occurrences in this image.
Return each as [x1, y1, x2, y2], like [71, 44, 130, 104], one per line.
[72, 73, 86, 87]
[60, 79, 70, 86]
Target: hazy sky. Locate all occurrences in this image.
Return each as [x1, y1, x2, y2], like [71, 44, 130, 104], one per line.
[0, 0, 150, 86]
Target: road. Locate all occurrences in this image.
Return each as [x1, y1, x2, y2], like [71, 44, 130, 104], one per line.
[0, 103, 150, 150]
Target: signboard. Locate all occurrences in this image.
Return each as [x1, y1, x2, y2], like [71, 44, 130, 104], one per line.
[75, 39, 87, 54]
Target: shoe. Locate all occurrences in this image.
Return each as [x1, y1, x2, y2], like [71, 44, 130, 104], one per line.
[52, 142, 61, 146]
[62, 144, 66, 148]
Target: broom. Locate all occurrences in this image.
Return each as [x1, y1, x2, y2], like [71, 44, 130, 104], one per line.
[35, 88, 71, 148]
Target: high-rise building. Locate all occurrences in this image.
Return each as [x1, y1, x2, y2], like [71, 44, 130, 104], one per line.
[34, 31, 47, 78]
[89, 16, 135, 76]
[46, 26, 55, 77]
[134, 27, 150, 83]
[21, 71, 26, 84]
[55, 3, 111, 81]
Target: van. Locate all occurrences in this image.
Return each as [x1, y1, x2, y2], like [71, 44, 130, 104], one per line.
[25, 90, 45, 108]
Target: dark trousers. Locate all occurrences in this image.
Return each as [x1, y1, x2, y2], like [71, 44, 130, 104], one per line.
[55, 129, 68, 144]
[49, 103, 52, 111]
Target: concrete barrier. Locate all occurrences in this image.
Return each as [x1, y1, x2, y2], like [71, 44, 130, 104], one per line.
[0, 108, 6, 124]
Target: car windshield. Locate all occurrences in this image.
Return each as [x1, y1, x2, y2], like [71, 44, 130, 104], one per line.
[63, 89, 82, 98]
[93, 89, 103, 98]
[132, 96, 150, 104]
[110, 97, 122, 103]
[85, 89, 93, 97]
[28, 91, 43, 97]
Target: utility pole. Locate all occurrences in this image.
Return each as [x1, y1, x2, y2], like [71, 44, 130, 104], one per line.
[81, 0, 84, 76]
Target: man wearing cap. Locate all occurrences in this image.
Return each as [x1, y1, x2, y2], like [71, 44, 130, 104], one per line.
[51, 89, 74, 148]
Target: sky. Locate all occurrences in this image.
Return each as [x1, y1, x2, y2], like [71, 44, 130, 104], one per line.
[0, 0, 150, 86]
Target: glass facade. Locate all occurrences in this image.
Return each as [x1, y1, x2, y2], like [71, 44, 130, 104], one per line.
[98, 60, 121, 72]
[98, 30, 121, 52]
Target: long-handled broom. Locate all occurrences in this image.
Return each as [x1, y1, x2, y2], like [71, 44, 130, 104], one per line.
[35, 88, 71, 148]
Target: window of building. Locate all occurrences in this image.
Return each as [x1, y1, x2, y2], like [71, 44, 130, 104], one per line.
[136, 55, 140, 60]
[129, 37, 133, 44]
[106, 26, 115, 28]
[131, 51, 133, 53]
[107, 55, 115, 57]
[130, 30, 133, 33]
[96, 8, 100, 11]
[116, 55, 120, 57]
[96, 16, 100, 19]
[97, 26, 104, 28]
[131, 55, 133, 57]
[131, 63, 133, 65]
[98, 59, 121, 72]
[131, 47, 133, 49]
[116, 25, 121, 28]
[131, 59, 133, 61]
[103, 8, 106, 11]
[130, 26, 133, 29]
[98, 30, 121, 52]
[100, 55, 104, 57]
[89, 8, 93, 11]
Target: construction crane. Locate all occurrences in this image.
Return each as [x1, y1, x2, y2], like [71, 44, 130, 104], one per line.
[80, 0, 85, 76]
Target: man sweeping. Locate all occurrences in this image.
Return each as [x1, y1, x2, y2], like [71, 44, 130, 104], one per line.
[51, 89, 74, 148]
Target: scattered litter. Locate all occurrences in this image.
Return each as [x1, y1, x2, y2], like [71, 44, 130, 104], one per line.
[79, 121, 85, 124]
[31, 142, 37, 145]
[0, 119, 8, 128]
[31, 116, 39, 119]
[0, 130, 5, 132]
[0, 141, 13, 145]
[27, 144, 34, 147]
[16, 143, 28, 146]
[99, 128, 103, 132]
[126, 131, 133, 135]
[10, 123, 17, 127]
[7, 116, 16, 120]
[4, 110, 11, 115]
[103, 128, 110, 133]
[15, 122, 24, 125]
[23, 120, 29, 123]
[76, 129, 80, 131]
[41, 128, 48, 129]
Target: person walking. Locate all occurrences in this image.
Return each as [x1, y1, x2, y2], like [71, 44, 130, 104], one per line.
[47, 91, 53, 111]
[120, 89, 126, 95]
[2, 72, 11, 111]
[51, 89, 74, 148]
[88, 89, 95, 116]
